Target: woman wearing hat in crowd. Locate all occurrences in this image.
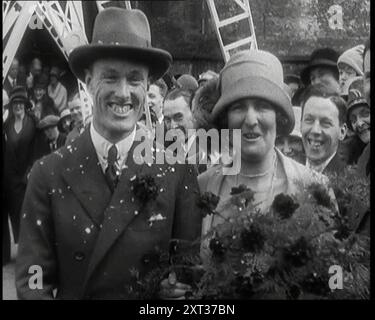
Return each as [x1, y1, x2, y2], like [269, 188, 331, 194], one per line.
[346, 78, 370, 174]
[30, 74, 58, 121]
[3, 86, 38, 244]
[58, 108, 72, 135]
[356, 38, 370, 179]
[48, 66, 68, 113]
[337, 45, 364, 100]
[198, 50, 331, 257]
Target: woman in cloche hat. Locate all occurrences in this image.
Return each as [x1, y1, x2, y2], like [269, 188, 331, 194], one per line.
[198, 50, 333, 258]
[3, 86, 38, 244]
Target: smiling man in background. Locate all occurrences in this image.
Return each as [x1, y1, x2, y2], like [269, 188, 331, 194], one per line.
[300, 83, 348, 174]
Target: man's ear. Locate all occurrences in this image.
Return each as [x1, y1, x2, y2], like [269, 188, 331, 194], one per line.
[339, 123, 347, 141]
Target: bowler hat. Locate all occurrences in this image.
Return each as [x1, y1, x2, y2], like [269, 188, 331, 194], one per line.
[300, 48, 340, 86]
[69, 8, 172, 82]
[212, 50, 295, 135]
[38, 115, 60, 130]
[346, 77, 369, 128]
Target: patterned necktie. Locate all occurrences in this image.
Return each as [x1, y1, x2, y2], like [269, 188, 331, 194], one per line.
[105, 144, 119, 192]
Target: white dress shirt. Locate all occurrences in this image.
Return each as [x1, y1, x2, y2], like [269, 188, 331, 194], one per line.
[90, 123, 136, 173]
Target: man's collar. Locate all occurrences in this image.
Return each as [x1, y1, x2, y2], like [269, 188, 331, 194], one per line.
[184, 132, 197, 154]
[306, 151, 337, 173]
[90, 123, 136, 172]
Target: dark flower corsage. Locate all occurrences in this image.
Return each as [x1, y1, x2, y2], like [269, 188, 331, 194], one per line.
[131, 174, 159, 204]
[230, 184, 255, 209]
[272, 193, 300, 219]
[308, 183, 332, 208]
[197, 192, 220, 218]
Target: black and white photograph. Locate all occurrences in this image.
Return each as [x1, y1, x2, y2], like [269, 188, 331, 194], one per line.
[2, 0, 370, 306]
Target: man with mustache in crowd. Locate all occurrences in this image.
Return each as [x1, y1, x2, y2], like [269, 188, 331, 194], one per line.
[16, 8, 202, 300]
[300, 83, 348, 175]
[163, 88, 208, 173]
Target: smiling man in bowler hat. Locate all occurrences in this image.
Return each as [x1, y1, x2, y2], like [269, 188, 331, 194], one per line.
[16, 8, 202, 300]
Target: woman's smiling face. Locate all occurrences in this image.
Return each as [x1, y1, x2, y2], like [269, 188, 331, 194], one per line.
[227, 98, 277, 162]
[349, 105, 370, 144]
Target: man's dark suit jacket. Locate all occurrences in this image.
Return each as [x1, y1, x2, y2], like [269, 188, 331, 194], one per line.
[16, 127, 202, 299]
[3, 75, 26, 96]
[323, 151, 347, 175]
[324, 149, 369, 237]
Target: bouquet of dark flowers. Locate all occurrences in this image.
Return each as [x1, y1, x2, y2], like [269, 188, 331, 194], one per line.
[193, 167, 369, 300]
[127, 168, 370, 299]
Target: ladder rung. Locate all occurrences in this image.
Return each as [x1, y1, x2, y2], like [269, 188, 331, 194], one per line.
[223, 36, 253, 51]
[97, 1, 131, 11]
[217, 12, 250, 28]
[233, 0, 247, 12]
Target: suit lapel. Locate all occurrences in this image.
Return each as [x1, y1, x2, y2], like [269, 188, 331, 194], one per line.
[83, 135, 149, 288]
[61, 129, 112, 227]
[325, 152, 345, 174]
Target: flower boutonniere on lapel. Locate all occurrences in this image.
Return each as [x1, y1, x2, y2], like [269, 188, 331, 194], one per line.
[131, 174, 163, 226]
[131, 174, 159, 204]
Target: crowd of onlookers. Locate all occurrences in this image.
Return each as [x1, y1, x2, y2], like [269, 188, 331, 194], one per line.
[2, 38, 371, 265]
[3, 57, 85, 262]
[139, 42, 370, 178]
